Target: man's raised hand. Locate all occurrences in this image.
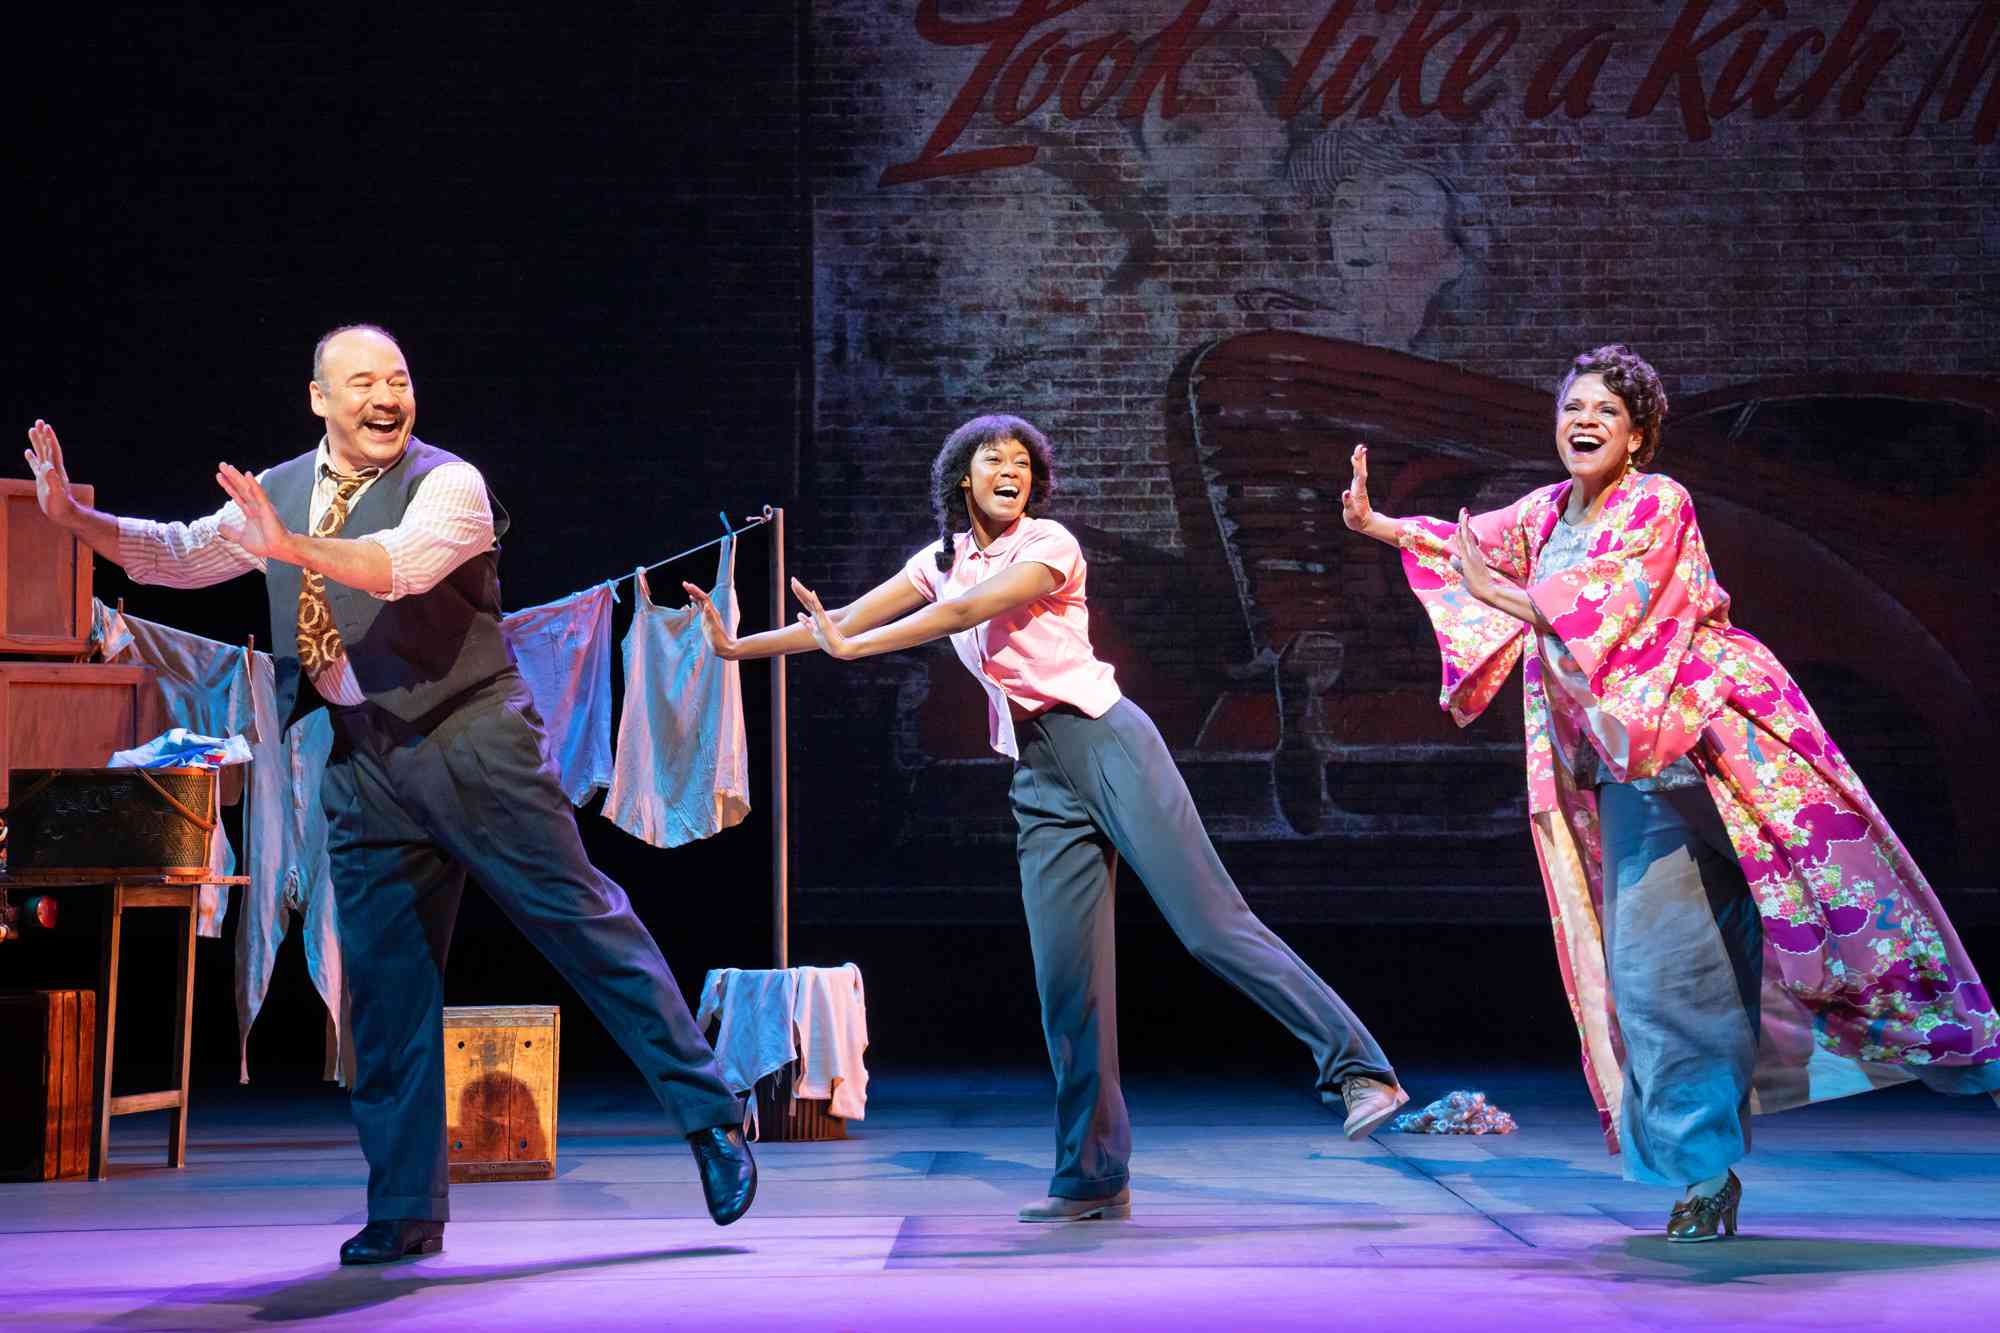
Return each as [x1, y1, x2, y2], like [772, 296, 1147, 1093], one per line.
[215, 463, 296, 561]
[24, 420, 82, 528]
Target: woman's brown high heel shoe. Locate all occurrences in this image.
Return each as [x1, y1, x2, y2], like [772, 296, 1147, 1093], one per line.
[1666, 1170, 1741, 1242]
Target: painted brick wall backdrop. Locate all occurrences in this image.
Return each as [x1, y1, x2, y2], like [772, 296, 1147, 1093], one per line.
[10, 2, 1998, 1080]
[790, 0, 2000, 928]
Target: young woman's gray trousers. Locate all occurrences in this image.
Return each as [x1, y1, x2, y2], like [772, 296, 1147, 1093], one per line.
[1010, 699, 1396, 1200]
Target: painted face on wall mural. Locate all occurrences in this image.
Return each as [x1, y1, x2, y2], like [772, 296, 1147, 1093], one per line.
[1136, 97, 1291, 208]
[1325, 170, 1465, 349]
[1228, 118, 1480, 351]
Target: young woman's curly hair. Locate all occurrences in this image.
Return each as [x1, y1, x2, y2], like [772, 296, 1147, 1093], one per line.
[1557, 344, 1669, 468]
[929, 414, 1055, 573]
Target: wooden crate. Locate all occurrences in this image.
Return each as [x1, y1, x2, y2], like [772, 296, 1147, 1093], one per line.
[0, 479, 95, 656]
[444, 1005, 558, 1183]
[0, 990, 96, 1181]
[0, 663, 161, 810]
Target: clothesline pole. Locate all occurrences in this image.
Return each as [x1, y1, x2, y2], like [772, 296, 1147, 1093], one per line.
[770, 506, 789, 969]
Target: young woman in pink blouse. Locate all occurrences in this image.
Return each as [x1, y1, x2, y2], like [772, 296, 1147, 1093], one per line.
[687, 414, 1403, 1221]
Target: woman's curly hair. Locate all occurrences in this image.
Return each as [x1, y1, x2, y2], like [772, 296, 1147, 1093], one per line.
[1556, 344, 1669, 468]
[929, 414, 1055, 573]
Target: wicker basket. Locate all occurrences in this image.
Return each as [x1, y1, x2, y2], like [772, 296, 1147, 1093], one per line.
[752, 1062, 847, 1142]
[1, 767, 217, 874]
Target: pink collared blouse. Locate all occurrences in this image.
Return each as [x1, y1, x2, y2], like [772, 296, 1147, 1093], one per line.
[902, 516, 1121, 759]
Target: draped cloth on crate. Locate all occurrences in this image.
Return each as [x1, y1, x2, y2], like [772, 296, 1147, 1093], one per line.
[697, 964, 869, 1137]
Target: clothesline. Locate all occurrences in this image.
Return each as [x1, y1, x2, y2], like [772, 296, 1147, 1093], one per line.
[601, 506, 777, 588]
[207, 504, 778, 648]
[97, 498, 794, 1027]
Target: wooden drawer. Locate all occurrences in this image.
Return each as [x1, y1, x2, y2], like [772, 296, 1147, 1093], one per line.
[0, 480, 95, 656]
[0, 664, 160, 809]
[0, 990, 96, 1181]
[445, 1005, 559, 1183]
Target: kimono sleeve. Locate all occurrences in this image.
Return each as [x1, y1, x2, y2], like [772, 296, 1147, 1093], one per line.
[1523, 477, 1720, 779]
[1396, 493, 1542, 726]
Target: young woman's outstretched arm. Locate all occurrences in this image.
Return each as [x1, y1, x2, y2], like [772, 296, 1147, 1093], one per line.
[794, 562, 1057, 661]
[684, 567, 929, 661]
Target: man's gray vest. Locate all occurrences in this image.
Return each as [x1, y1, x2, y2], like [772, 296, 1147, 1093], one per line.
[261, 438, 513, 728]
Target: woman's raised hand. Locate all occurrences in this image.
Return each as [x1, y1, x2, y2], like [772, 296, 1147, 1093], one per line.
[682, 582, 739, 660]
[791, 576, 855, 660]
[1453, 508, 1496, 601]
[1340, 444, 1373, 533]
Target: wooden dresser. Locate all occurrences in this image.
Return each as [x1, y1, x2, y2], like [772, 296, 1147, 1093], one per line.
[0, 479, 165, 803]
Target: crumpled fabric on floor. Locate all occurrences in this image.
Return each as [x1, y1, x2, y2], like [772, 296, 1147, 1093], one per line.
[1391, 1090, 1518, 1135]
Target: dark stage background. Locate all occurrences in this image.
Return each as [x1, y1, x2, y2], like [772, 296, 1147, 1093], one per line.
[10, 3, 1998, 1096]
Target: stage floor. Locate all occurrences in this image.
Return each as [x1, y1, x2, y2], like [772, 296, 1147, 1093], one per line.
[6, 1066, 1997, 1331]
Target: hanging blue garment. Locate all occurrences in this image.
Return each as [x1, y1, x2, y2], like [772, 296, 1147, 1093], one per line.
[236, 645, 343, 1084]
[502, 583, 618, 806]
[604, 540, 750, 849]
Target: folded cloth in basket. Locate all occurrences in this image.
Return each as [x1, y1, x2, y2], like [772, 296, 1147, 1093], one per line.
[108, 728, 253, 770]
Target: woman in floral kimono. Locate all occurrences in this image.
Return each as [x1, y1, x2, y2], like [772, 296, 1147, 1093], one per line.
[1342, 344, 2000, 1241]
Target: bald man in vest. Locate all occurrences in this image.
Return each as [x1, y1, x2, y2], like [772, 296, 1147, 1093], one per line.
[24, 324, 755, 1264]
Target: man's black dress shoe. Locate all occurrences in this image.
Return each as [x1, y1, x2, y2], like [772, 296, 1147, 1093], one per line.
[688, 1124, 757, 1226]
[338, 1219, 445, 1265]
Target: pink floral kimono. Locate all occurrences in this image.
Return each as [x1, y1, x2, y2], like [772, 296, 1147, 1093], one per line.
[1398, 470, 2000, 1149]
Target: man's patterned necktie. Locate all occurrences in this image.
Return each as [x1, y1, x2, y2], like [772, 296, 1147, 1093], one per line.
[295, 467, 381, 674]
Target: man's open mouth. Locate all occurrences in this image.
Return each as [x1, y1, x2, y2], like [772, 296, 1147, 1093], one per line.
[363, 417, 402, 436]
